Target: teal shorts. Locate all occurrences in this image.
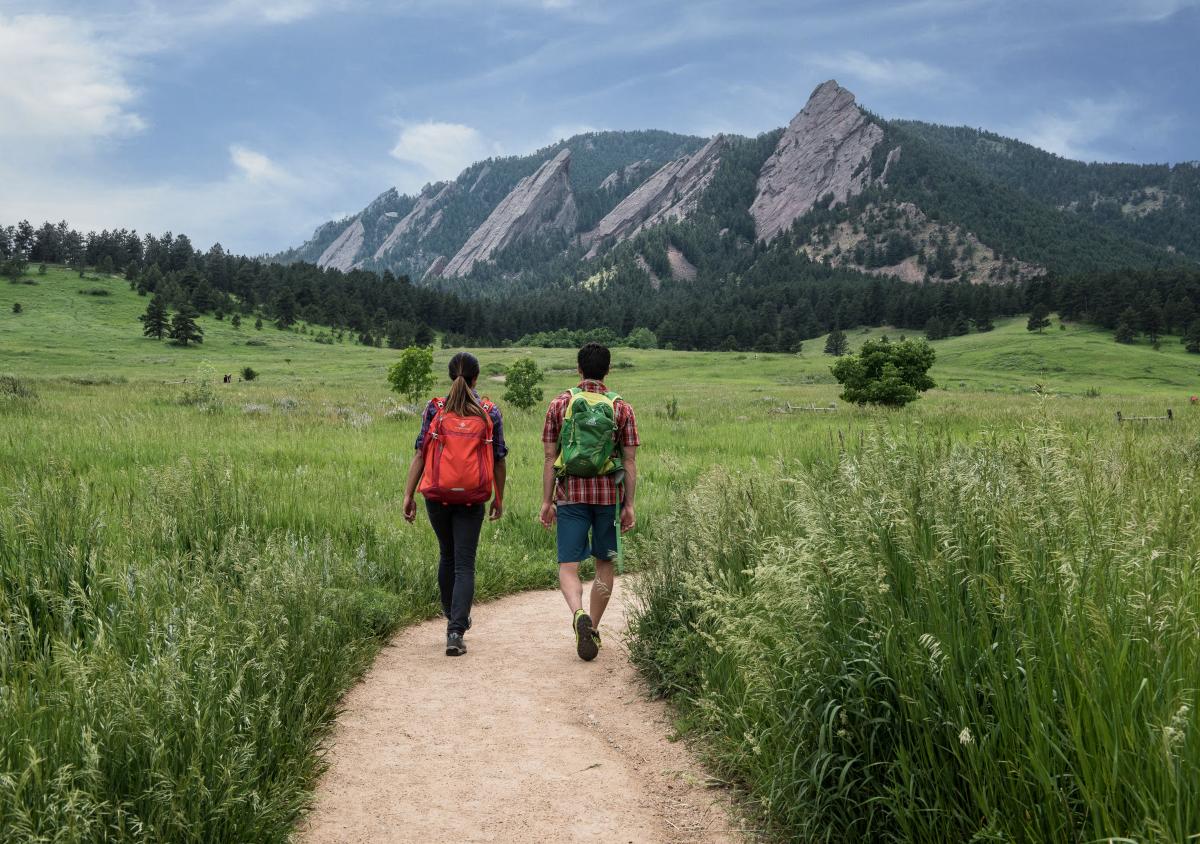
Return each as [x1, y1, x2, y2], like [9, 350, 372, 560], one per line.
[556, 503, 618, 564]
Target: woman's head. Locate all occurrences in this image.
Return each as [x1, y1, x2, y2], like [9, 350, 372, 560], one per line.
[445, 351, 486, 419]
[448, 351, 480, 386]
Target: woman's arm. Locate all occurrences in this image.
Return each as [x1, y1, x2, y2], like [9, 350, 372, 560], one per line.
[402, 450, 424, 522]
[490, 459, 506, 521]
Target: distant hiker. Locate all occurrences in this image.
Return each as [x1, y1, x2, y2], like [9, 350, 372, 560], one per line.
[223, 373, 231, 383]
[540, 342, 639, 661]
[403, 352, 507, 656]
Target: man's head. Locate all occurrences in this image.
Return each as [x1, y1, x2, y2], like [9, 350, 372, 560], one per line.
[577, 342, 610, 381]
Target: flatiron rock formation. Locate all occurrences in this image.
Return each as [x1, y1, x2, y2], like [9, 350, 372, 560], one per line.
[373, 182, 456, 261]
[440, 149, 577, 278]
[317, 218, 365, 272]
[751, 80, 890, 242]
[583, 136, 725, 258]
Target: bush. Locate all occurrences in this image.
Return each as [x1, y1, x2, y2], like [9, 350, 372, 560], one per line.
[241, 366, 258, 382]
[11, 303, 21, 314]
[502, 357, 544, 410]
[0, 374, 37, 400]
[831, 337, 935, 407]
[78, 287, 111, 296]
[386, 346, 434, 405]
[244, 339, 268, 347]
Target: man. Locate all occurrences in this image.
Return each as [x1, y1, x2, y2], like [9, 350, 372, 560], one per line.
[540, 342, 639, 661]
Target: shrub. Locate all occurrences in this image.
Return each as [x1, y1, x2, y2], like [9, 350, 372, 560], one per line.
[241, 366, 258, 382]
[0, 374, 37, 400]
[78, 287, 111, 296]
[386, 346, 434, 405]
[11, 303, 21, 314]
[245, 339, 268, 347]
[831, 337, 935, 407]
[502, 357, 544, 410]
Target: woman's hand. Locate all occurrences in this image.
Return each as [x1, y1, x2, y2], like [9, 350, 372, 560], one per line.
[403, 495, 417, 523]
[489, 499, 503, 521]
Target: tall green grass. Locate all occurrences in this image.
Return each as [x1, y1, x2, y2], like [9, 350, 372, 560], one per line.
[630, 422, 1200, 841]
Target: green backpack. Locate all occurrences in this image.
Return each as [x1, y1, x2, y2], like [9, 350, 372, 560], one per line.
[554, 388, 622, 478]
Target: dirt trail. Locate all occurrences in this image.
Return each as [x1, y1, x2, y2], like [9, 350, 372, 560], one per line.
[300, 581, 743, 843]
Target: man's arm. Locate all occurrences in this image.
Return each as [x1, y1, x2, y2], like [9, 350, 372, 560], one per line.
[620, 446, 637, 532]
[539, 441, 558, 528]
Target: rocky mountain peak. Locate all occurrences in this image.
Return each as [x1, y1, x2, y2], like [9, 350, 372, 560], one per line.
[437, 148, 577, 278]
[583, 136, 726, 258]
[750, 79, 890, 242]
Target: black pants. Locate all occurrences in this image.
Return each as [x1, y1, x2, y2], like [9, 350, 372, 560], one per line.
[425, 500, 485, 635]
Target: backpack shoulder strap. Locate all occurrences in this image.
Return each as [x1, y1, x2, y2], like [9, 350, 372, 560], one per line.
[604, 391, 621, 403]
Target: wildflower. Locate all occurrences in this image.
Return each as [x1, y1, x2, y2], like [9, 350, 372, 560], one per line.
[959, 727, 973, 746]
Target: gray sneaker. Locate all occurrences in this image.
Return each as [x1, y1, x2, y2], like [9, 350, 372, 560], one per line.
[446, 632, 466, 656]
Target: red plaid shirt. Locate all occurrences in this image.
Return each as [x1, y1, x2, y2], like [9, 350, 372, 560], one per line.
[542, 380, 639, 505]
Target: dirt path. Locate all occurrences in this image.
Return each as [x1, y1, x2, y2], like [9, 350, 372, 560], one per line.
[300, 581, 744, 843]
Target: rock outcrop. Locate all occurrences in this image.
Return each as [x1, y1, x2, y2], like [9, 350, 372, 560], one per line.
[441, 149, 577, 278]
[317, 218, 365, 271]
[373, 182, 456, 261]
[583, 136, 725, 258]
[750, 80, 890, 242]
[599, 159, 652, 190]
[422, 255, 448, 280]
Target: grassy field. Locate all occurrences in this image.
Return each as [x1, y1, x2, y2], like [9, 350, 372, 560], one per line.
[2, 267, 1199, 841]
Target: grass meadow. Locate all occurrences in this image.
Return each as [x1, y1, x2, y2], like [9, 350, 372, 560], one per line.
[2, 267, 1199, 841]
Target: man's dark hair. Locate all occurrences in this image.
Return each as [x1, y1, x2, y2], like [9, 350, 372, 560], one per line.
[577, 342, 610, 380]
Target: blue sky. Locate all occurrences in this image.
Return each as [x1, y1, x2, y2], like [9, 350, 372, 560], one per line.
[1, 0, 1197, 254]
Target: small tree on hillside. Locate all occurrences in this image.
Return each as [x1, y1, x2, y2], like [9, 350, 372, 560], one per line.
[503, 357, 544, 410]
[169, 303, 204, 346]
[625, 327, 658, 349]
[231, 313, 242, 329]
[831, 337, 936, 407]
[12, 302, 22, 314]
[387, 345, 435, 405]
[140, 295, 169, 339]
[1183, 319, 1200, 354]
[254, 317, 263, 330]
[824, 329, 849, 356]
[1027, 304, 1051, 333]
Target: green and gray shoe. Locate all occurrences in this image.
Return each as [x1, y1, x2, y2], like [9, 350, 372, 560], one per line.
[573, 609, 598, 661]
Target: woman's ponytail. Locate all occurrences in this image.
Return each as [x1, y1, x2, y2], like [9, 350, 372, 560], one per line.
[444, 352, 486, 419]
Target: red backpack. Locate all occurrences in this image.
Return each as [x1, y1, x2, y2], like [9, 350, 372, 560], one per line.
[418, 397, 496, 505]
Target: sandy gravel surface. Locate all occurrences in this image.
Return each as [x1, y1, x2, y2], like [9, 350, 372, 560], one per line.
[299, 581, 743, 843]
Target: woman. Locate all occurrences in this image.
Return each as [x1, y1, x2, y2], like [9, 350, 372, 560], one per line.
[403, 352, 507, 656]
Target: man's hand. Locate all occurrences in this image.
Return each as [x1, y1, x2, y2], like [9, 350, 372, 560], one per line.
[489, 499, 504, 521]
[539, 501, 557, 529]
[403, 495, 417, 523]
[620, 503, 636, 534]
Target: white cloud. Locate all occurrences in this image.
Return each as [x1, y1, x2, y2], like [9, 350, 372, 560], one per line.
[1015, 97, 1131, 161]
[0, 13, 146, 143]
[812, 50, 946, 89]
[389, 121, 501, 185]
[229, 145, 295, 186]
[1107, 0, 1200, 21]
[192, 0, 345, 26]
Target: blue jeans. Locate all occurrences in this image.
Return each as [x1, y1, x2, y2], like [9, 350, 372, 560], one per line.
[425, 501, 484, 635]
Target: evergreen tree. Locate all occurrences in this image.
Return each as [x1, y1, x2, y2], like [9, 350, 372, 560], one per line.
[1183, 320, 1200, 354]
[254, 317, 263, 331]
[1114, 320, 1137, 344]
[231, 313, 242, 329]
[824, 329, 849, 356]
[924, 316, 947, 340]
[1026, 304, 1051, 333]
[12, 302, 21, 314]
[169, 304, 204, 346]
[139, 295, 169, 339]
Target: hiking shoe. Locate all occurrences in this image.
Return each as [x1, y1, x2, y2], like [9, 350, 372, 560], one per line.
[573, 610, 598, 662]
[446, 632, 466, 656]
[591, 627, 602, 652]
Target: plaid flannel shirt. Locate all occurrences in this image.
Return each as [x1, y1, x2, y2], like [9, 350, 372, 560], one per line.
[542, 380, 639, 506]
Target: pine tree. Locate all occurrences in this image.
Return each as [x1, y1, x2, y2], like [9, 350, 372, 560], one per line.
[1114, 320, 1137, 344]
[169, 303, 204, 346]
[1026, 304, 1051, 333]
[139, 295, 169, 339]
[824, 329, 849, 356]
[231, 313, 242, 329]
[12, 302, 22, 314]
[1183, 320, 1200, 354]
[254, 317, 263, 330]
